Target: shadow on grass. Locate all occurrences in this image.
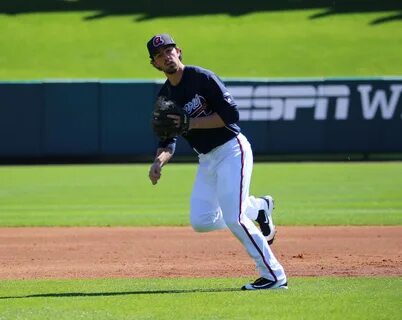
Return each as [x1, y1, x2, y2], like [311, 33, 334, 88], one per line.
[0, 0, 400, 24]
[0, 288, 240, 299]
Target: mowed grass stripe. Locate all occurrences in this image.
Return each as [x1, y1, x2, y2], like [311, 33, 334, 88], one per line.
[0, 162, 401, 226]
[1, 9, 402, 79]
[0, 277, 400, 320]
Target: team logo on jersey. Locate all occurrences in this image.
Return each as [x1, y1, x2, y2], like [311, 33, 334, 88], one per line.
[153, 36, 164, 47]
[184, 94, 211, 117]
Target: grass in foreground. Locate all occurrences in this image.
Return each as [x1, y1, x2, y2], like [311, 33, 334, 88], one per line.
[0, 6, 401, 79]
[0, 162, 401, 227]
[0, 277, 400, 320]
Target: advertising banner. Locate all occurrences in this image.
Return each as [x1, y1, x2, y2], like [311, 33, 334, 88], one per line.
[224, 79, 402, 154]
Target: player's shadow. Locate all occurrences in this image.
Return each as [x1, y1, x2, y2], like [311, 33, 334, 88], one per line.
[0, 288, 240, 300]
[0, 0, 401, 24]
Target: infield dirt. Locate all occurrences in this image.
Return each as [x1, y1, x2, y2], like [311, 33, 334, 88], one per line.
[0, 226, 401, 279]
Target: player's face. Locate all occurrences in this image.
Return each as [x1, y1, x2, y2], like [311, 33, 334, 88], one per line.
[153, 46, 181, 74]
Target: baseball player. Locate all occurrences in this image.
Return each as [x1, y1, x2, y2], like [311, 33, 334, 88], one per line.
[147, 34, 287, 290]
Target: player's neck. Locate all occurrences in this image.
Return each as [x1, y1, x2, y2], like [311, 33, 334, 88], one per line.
[166, 63, 185, 86]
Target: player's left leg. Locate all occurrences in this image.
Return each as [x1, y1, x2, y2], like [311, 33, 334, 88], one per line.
[215, 133, 287, 286]
[245, 195, 277, 245]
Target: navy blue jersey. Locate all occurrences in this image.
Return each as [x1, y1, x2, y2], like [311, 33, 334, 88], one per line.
[157, 66, 240, 154]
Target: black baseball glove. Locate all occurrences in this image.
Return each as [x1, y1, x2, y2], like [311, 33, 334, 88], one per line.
[152, 96, 190, 140]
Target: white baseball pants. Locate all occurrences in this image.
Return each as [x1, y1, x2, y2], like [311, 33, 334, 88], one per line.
[190, 133, 287, 282]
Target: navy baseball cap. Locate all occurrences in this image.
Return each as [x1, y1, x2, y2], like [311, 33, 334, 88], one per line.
[147, 34, 176, 58]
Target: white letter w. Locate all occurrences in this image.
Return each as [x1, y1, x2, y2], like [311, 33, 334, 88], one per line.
[358, 85, 402, 120]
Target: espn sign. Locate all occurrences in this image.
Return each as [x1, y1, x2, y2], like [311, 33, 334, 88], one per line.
[227, 83, 402, 121]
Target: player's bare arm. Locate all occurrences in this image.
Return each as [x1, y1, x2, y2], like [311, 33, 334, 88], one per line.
[149, 148, 173, 185]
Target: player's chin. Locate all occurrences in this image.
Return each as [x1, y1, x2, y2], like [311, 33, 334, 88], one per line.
[164, 65, 178, 74]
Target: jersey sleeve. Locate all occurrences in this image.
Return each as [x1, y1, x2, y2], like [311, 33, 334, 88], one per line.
[203, 73, 239, 124]
[158, 137, 177, 154]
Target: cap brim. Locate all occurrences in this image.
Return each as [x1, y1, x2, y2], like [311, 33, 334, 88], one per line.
[149, 43, 176, 58]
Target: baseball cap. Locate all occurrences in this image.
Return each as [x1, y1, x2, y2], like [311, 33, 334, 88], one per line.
[147, 34, 176, 58]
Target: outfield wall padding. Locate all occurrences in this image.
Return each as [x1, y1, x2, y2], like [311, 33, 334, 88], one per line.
[0, 83, 43, 157]
[99, 82, 156, 155]
[0, 78, 401, 160]
[43, 82, 100, 156]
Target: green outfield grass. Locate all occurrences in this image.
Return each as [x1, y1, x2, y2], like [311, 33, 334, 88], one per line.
[0, 162, 401, 227]
[0, 6, 401, 79]
[0, 277, 400, 320]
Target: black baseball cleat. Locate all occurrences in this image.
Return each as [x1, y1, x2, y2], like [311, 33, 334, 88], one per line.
[241, 277, 288, 290]
[256, 195, 276, 245]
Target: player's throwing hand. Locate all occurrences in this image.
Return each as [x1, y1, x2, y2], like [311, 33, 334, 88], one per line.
[148, 161, 162, 185]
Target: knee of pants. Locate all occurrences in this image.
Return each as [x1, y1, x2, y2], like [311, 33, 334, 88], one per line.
[190, 215, 213, 233]
[190, 209, 226, 233]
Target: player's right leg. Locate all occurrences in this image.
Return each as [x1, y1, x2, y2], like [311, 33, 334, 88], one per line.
[215, 134, 287, 288]
[190, 155, 227, 233]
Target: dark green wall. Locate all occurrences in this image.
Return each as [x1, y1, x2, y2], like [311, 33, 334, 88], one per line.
[0, 79, 401, 161]
[0, 81, 162, 159]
